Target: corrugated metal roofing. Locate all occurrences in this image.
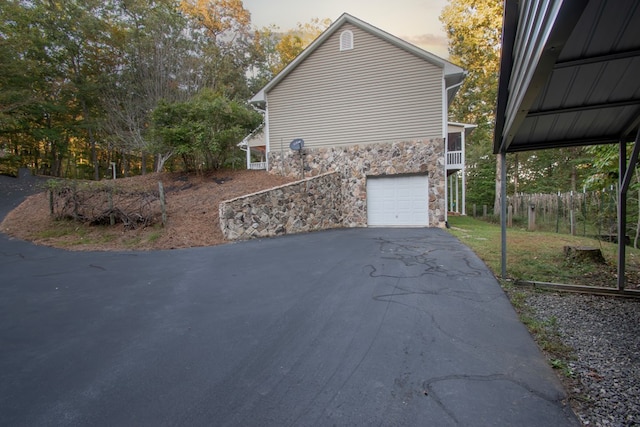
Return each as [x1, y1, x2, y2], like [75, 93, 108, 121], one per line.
[494, 0, 640, 154]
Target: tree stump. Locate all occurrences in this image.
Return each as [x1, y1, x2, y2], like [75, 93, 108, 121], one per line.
[563, 246, 606, 264]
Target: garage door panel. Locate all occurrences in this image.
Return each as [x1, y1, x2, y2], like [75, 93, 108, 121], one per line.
[366, 175, 429, 226]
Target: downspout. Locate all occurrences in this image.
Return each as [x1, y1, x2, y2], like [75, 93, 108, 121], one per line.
[236, 140, 250, 169]
[245, 141, 251, 169]
[442, 77, 448, 226]
[443, 79, 465, 226]
[500, 151, 507, 279]
[446, 81, 464, 97]
[264, 101, 270, 170]
[461, 127, 467, 215]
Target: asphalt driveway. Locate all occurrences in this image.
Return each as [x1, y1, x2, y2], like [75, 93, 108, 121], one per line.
[0, 175, 579, 426]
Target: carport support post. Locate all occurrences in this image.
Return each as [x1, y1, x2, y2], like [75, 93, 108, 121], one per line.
[618, 141, 627, 291]
[617, 129, 640, 291]
[500, 151, 507, 279]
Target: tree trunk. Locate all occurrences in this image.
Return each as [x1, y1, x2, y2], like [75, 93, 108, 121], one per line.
[122, 149, 130, 177]
[90, 129, 98, 180]
[494, 154, 503, 216]
[513, 153, 519, 196]
[141, 151, 147, 175]
[156, 153, 171, 172]
[80, 99, 100, 180]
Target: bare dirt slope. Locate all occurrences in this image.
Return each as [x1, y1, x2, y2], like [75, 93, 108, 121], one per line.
[0, 170, 294, 251]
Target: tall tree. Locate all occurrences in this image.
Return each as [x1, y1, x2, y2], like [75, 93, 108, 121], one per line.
[151, 89, 262, 171]
[272, 18, 330, 74]
[2, 0, 330, 177]
[0, 1, 46, 172]
[513, 147, 590, 194]
[440, 0, 503, 212]
[41, 0, 115, 179]
[1, 0, 120, 178]
[101, 0, 194, 174]
[180, 0, 254, 99]
[1, 0, 92, 177]
[250, 18, 331, 92]
[180, 0, 250, 41]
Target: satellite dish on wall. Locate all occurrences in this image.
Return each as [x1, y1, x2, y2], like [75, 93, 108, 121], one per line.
[289, 138, 304, 151]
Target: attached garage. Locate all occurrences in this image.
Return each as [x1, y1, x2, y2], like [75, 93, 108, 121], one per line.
[366, 175, 429, 226]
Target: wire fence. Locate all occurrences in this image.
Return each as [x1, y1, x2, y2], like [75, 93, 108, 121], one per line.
[472, 185, 640, 247]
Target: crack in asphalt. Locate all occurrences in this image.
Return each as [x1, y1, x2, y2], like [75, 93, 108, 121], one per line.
[370, 236, 487, 278]
[422, 373, 567, 425]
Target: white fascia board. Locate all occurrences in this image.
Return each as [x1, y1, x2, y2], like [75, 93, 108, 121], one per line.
[250, 89, 266, 104]
[448, 122, 477, 131]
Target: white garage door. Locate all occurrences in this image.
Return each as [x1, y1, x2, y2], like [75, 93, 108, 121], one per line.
[366, 175, 429, 226]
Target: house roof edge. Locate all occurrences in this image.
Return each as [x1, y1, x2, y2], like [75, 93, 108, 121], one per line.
[249, 12, 464, 103]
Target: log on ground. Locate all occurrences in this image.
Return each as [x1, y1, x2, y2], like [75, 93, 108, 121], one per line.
[563, 245, 606, 264]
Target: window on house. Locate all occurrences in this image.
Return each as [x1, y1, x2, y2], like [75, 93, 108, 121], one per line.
[447, 132, 462, 151]
[340, 30, 354, 51]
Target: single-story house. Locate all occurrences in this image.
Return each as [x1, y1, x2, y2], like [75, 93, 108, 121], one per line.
[241, 13, 468, 228]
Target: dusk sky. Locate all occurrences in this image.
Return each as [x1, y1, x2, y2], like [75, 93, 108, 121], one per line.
[242, 0, 451, 58]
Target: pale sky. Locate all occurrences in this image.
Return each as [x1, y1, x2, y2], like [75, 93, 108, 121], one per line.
[242, 0, 451, 58]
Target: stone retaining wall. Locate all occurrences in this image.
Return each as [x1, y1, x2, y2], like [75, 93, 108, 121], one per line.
[268, 139, 446, 227]
[219, 172, 343, 240]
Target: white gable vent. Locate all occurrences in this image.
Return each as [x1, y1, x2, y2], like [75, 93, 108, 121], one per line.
[340, 30, 354, 51]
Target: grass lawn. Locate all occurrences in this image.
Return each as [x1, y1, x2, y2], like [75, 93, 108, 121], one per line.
[446, 215, 640, 289]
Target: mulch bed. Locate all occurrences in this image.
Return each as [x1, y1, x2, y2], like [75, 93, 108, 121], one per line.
[0, 170, 294, 251]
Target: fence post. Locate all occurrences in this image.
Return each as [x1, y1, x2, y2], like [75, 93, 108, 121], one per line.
[556, 192, 561, 233]
[483, 205, 487, 217]
[570, 190, 575, 235]
[570, 210, 575, 235]
[508, 204, 513, 227]
[159, 181, 167, 227]
[583, 188, 587, 236]
[528, 203, 536, 231]
[473, 204, 477, 217]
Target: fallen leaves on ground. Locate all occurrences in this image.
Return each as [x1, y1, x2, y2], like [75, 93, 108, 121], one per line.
[0, 170, 294, 251]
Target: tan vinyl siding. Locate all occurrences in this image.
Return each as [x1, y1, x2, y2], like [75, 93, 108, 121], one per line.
[448, 123, 464, 133]
[267, 23, 444, 149]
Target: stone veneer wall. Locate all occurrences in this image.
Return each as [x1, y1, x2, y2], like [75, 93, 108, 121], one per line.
[268, 139, 446, 227]
[219, 172, 343, 240]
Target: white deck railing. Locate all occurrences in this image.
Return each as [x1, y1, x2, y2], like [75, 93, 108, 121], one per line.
[446, 150, 463, 170]
[249, 161, 267, 170]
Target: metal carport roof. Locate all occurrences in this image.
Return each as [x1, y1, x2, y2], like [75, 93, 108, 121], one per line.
[494, 0, 640, 292]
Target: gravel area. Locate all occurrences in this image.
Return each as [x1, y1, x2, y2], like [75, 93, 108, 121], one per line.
[521, 289, 640, 426]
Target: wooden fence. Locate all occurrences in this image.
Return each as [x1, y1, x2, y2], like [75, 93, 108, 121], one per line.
[471, 186, 640, 247]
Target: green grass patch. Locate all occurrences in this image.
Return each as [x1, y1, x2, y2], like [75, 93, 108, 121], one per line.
[124, 236, 143, 248]
[146, 230, 162, 243]
[447, 215, 640, 286]
[35, 220, 120, 248]
[35, 220, 87, 239]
